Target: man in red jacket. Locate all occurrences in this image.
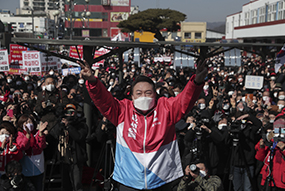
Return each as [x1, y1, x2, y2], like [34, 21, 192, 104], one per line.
[79, 59, 207, 191]
[255, 116, 285, 190]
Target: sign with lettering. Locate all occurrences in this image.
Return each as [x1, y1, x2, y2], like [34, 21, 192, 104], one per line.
[245, 75, 264, 89]
[0, 49, 9, 72]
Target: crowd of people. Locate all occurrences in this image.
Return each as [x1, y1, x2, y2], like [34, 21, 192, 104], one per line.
[0, 46, 284, 191]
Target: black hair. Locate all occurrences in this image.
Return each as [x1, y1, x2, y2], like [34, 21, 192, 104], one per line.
[131, 75, 156, 95]
[5, 160, 22, 176]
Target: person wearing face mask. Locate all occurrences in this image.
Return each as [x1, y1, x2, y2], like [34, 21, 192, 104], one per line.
[35, 76, 68, 131]
[0, 122, 23, 176]
[255, 115, 285, 190]
[177, 162, 223, 191]
[50, 103, 87, 191]
[200, 82, 213, 105]
[15, 114, 48, 191]
[229, 112, 262, 191]
[79, 59, 208, 190]
[35, 76, 68, 161]
[0, 160, 36, 191]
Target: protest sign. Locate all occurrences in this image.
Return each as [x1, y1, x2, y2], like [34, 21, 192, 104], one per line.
[245, 75, 264, 89]
[0, 49, 9, 72]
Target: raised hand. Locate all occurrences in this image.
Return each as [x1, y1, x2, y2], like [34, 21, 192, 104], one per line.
[195, 59, 208, 84]
[39, 121, 48, 137]
[77, 60, 97, 82]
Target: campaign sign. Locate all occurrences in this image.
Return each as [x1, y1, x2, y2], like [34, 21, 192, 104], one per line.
[245, 75, 264, 90]
[9, 44, 28, 69]
[62, 67, 81, 76]
[92, 48, 110, 69]
[22, 51, 41, 75]
[8, 68, 27, 75]
[40, 53, 61, 73]
[69, 45, 83, 59]
[0, 49, 9, 72]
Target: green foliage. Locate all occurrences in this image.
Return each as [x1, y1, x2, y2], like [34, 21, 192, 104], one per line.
[117, 8, 186, 40]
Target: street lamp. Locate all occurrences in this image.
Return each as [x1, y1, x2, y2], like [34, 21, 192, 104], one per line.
[27, 7, 34, 38]
[53, 10, 60, 39]
[67, 0, 74, 39]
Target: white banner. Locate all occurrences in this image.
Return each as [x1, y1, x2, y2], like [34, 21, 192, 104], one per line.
[40, 53, 61, 72]
[22, 51, 41, 73]
[0, 49, 9, 72]
[245, 75, 264, 89]
[110, 0, 129, 6]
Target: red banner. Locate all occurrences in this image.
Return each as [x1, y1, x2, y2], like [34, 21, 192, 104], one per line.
[69, 45, 83, 59]
[9, 44, 28, 69]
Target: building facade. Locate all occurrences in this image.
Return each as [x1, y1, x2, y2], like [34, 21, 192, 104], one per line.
[64, 0, 131, 39]
[163, 22, 207, 42]
[226, 0, 285, 43]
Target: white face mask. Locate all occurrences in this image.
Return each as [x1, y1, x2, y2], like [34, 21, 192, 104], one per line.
[263, 96, 269, 101]
[133, 97, 155, 111]
[274, 92, 278, 98]
[223, 104, 230, 110]
[252, 100, 257, 104]
[131, 69, 136, 73]
[24, 76, 30, 81]
[78, 79, 84, 85]
[42, 86, 46, 91]
[238, 107, 244, 112]
[270, 119, 274, 123]
[24, 123, 34, 132]
[228, 91, 234, 96]
[218, 124, 227, 130]
[109, 82, 114, 86]
[0, 134, 10, 143]
[203, 85, 209, 90]
[279, 95, 285, 100]
[174, 92, 179, 97]
[49, 71, 54, 75]
[278, 104, 284, 110]
[199, 103, 206, 110]
[45, 84, 55, 92]
[199, 170, 207, 178]
[242, 97, 246, 102]
[7, 79, 12, 83]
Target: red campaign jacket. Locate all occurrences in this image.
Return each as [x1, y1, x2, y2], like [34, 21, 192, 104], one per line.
[255, 139, 285, 189]
[16, 130, 46, 156]
[86, 75, 203, 190]
[0, 142, 23, 173]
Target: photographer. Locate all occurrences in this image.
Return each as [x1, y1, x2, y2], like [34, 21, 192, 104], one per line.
[183, 110, 224, 174]
[255, 115, 285, 190]
[229, 110, 262, 191]
[177, 162, 223, 191]
[0, 160, 35, 191]
[53, 103, 88, 191]
[35, 76, 68, 160]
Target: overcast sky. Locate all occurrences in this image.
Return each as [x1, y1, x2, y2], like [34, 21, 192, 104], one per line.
[1, 0, 249, 22]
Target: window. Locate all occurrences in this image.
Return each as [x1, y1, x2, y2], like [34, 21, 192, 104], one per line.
[195, 32, 201, 39]
[184, 32, 191, 39]
[162, 31, 168, 37]
[102, 28, 108, 37]
[171, 32, 177, 39]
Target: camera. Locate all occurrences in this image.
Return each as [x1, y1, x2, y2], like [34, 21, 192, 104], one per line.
[46, 100, 52, 107]
[190, 164, 200, 173]
[10, 175, 23, 188]
[273, 127, 285, 142]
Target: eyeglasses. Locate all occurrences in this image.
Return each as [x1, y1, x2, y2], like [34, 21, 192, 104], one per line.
[66, 110, 75, 115]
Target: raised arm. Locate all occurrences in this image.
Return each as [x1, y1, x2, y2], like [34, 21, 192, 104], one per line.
[79, 60, 123, 126]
